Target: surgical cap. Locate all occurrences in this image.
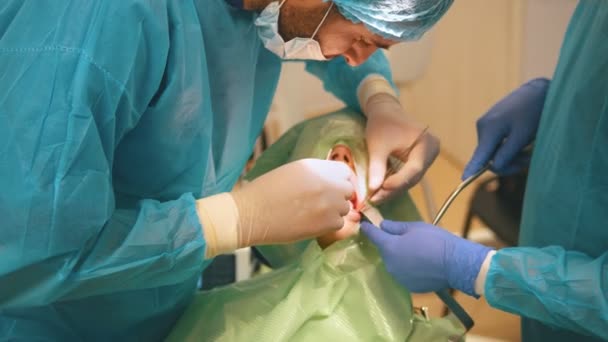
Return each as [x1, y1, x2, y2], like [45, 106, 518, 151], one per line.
[332, 0, 454, 41]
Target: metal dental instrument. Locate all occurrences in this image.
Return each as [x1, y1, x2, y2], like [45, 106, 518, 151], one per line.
[432, 163, 492, 226]
[433, 163, 492, 340]
[359, 126, 429, 212]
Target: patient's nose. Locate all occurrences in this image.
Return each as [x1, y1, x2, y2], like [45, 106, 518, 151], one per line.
[330, 151, 351, 164]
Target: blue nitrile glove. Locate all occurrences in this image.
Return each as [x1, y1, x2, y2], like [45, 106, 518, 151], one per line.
[463, 78, 551, 179]
[361, 220, 493, 297]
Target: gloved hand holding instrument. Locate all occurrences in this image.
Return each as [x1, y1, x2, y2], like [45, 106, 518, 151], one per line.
[359, 125, 493, 339]
[358, 126, 429, 213]
[363, 91, 440, 204]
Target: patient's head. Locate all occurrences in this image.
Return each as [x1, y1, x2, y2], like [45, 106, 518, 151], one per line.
[318, 144, 363, 248]
[246, 111, 374, 249]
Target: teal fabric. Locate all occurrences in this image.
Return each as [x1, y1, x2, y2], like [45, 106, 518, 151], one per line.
[485, 1, 608, 341]
[0, 1, 394, 340]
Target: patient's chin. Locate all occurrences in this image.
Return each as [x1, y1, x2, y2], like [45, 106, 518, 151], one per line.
[317, 209, 361, 249]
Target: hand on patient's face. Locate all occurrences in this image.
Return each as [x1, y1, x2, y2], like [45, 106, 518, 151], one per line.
[233, 158, 355, 247]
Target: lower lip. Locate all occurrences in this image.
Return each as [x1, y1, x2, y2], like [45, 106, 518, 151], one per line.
[350, 193, 358, 208]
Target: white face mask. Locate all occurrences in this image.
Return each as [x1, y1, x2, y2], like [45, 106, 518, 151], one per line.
[255, 0, 333, 61]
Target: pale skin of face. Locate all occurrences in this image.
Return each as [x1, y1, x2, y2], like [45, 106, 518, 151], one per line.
[244, 0, 399, 66]
[328, 145, 356, 172]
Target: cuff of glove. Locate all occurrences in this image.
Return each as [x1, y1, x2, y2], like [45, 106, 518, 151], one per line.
[357, 74, 398, 114]
[474, 250, 496, 296]
[195, 193, 240, 259]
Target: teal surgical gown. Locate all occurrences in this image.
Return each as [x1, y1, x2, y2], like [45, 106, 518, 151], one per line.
[485, 1, 608, 340]
[0, 1, 394, 340]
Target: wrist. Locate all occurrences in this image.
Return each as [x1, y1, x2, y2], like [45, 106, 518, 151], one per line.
[446, 241, 494, 297]
[195, 193, 240, 259]
[357, 74, 398, 115]
[474, 250, 496, 296]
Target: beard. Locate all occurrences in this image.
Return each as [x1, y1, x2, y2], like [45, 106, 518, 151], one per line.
[278, 1, 335, 41]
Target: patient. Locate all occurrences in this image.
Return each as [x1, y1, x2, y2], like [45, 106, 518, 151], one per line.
[166, 109, 466, 342]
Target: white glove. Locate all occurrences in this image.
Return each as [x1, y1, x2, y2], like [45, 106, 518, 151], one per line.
[196, 159, 356, 258]
[358, 75, 439, 204]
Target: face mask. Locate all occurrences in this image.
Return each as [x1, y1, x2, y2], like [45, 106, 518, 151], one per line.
[255, 0, 333, 61]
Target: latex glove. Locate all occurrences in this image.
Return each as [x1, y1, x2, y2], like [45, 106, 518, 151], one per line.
[196, 159, 356, 258]
[360, 220, 493, 297]
[463, 78, 551, 179]
[316, 201, 362, 248]
[364, 93, 439, 203]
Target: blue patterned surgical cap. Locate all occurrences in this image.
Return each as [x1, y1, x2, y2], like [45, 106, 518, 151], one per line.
[333, 0, 454, 41]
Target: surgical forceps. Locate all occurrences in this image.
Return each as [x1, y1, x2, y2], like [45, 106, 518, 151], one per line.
[432, 163, 491, 225]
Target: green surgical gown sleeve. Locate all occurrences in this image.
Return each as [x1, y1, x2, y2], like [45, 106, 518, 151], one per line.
[304, 50, 396, 112]
[0, 2, 206, 309]
[485, 248, 608, 339]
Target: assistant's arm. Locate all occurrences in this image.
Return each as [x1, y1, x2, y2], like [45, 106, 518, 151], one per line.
[482, 247, 608, 339]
